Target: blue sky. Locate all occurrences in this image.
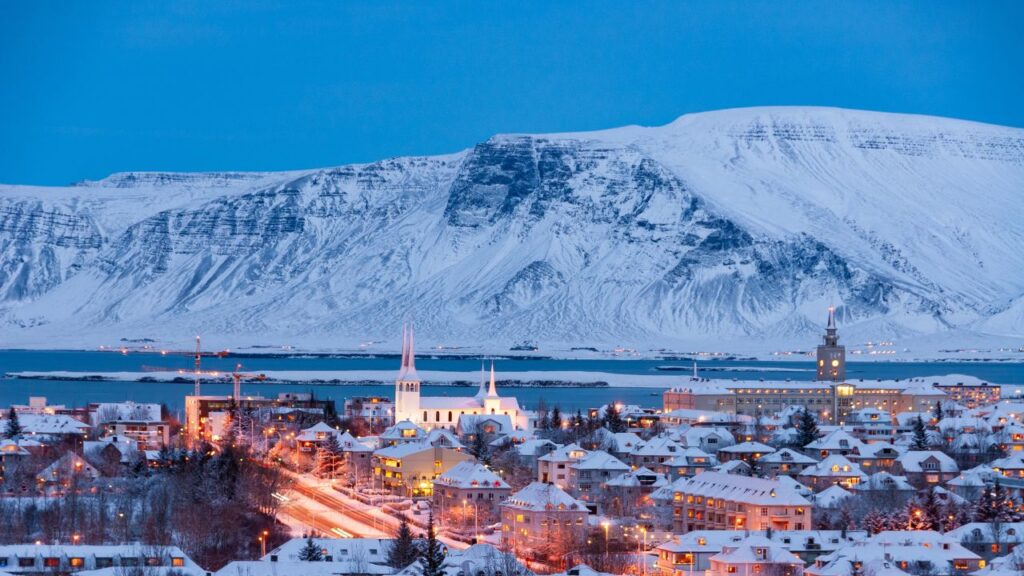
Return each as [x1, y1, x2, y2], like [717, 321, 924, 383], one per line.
[1, 1, 1021, 185]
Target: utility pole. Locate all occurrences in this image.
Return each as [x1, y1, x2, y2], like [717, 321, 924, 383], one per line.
[194, 335, 202, 396]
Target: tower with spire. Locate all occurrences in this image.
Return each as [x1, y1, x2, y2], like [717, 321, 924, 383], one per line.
[394, 323, 421, 422]
[815, 306, 846, 382]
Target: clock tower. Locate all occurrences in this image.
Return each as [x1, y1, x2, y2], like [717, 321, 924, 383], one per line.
[816, 306, 846, 382]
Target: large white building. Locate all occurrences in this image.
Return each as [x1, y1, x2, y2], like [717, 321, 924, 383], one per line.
[393, 326, 532, 431]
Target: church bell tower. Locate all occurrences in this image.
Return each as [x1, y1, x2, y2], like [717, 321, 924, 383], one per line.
[816, 306, 846, 382]
[395, 324, 421, 421]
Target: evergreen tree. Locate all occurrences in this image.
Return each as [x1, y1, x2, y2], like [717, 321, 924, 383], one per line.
[320, 432, 342, 477]
[537, 412, 550, 433]
[386, 516, 421, 569]
[298, 536, 323, 561]
[911, 416, 929, 451]
[974, 479, 1014, 522]
[933, 400, 944, 423]
[549, 407, 563, 431]
[905, 500, 934, 531]
[470, 425, 491, 465]
[796, 409, 820, 448]
[4, 407, 23, 439]
[573, 410, 585, 429]
[603, 403, 626, 433]
[420, 511, 445, 576]
[919, 488, 943, 530]
[837, 506, 853, 532]
[585, 410, 601, 432]
[863, 509, 888, 535]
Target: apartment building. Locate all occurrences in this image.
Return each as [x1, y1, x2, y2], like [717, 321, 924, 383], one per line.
[668, 472, 813, 533]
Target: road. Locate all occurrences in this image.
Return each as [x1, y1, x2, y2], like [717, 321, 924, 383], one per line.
[280, 470, 470, 551]
[277, 495, 361, 538]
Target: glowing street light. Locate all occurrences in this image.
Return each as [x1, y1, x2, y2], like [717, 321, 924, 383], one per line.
[601, 520, 610, 557]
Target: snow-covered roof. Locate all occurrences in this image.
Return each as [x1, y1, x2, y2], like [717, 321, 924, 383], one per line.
[434, 461, 510, 490]
[718, 440, 775, 454]
[710, 535, 804, 565]
[799, 455, 865, 478]
[813, 485, 853, 508]
[806, 428, 865, 451]
[216, 560, 391, 576]
[538, 442, 588, 463]
[1, 413, 90, 436]
[757, 447, 814, 464]
[0, 544, 201, 575]
[503, 482, 587, 512]
[374, 440, 437, 459]
[713, 460, 752, 475]
[570, 450, 630, 472]
[855, 472, 915, 492]
[670, 471, 812, 506]
[37, 452, 101, 482]
[263, 537, 394, 565]
[947, 522, 1024, 544]
[514, 438, 559, 457]
[895, 450, 959, 473]
[90, 401, 162, 425]
[631, 435, 684, 457]
[605, 467, 668, 488]
[665, 447, 718, 467]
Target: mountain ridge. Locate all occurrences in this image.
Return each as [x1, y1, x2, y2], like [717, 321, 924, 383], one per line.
[1, 106, 1022, 353]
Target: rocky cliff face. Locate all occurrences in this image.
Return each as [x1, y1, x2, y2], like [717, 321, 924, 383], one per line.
[1, 107, 1022, 350]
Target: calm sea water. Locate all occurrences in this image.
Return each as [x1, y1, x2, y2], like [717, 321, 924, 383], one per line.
[0, 350, 1021, 417]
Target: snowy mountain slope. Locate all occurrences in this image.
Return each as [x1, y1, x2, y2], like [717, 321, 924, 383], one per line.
[1, 107, 1022, 352]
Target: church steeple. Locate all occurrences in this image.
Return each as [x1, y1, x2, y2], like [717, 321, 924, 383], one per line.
[824, 306, 839, 347]
[395, 322, 421, 422]
[816, 306, 845, 382]
[487, 361, 499, 398]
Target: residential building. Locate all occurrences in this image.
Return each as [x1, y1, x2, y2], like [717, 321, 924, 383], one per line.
[538, 443, 589, 488]
[372, 442, 473, 496]
[433, 461, 511, 528]
[500, 482, 589, 562]
[757, 448, 818, 477]
[893, 450, 959, 487]
[797, 455, 866, 491]
[343, 396, 395, 431]
[567, 450, 630, 501]
[707, 536, 803, 576]
[668, 472, 812, 532]
[0, 544, 201, 575]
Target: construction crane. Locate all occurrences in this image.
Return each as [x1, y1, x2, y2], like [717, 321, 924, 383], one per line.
[230, 363, 267, 402]
[100, 336, 230, 396]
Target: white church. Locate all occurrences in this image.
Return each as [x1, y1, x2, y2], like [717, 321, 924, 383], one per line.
[394, 326, 532, 431]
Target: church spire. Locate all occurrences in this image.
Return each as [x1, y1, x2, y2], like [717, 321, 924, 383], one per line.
[487, 360, 498, 398]
[397, 322, 419, 382]
[824, 306, 839, 347]
[398, 324, 409, 379]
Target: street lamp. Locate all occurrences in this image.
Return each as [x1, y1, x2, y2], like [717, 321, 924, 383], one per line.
[601, 521, 610, 558]
[638, 526, 648, 576]
[259, 530, 269, 556]
[463, 499, 479, 543]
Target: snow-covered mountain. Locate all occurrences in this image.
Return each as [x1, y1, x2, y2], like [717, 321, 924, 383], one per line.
[2, 107, 1022, 353]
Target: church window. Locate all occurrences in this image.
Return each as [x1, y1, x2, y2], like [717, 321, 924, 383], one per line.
[448, 411, 453, 422]
[423, 411, 428, 422]
[435, 411, 440, 422]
